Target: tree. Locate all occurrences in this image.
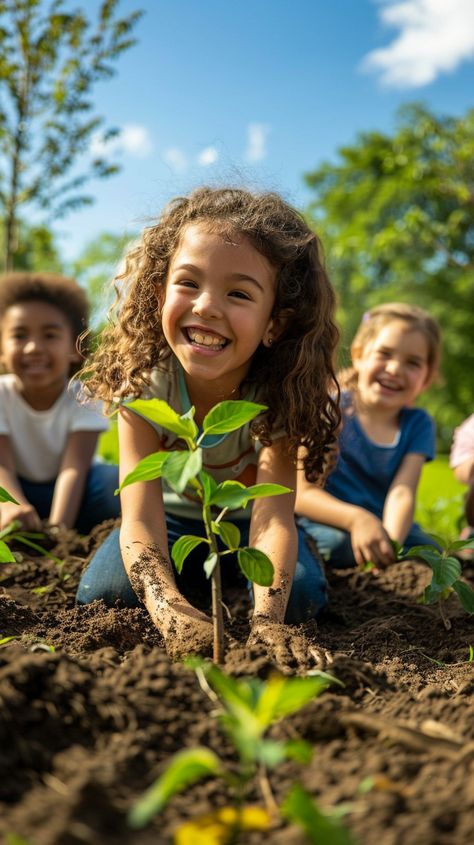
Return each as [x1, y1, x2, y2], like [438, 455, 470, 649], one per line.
[0, 0, 142, 270]
[71, 229, 135, 326]
[304, 104, 474, 447]
[0, 217, 63, 270]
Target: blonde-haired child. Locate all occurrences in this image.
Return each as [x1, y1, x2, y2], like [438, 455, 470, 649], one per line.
[76, 186, 341, 662]
[297, 302, 441, 568]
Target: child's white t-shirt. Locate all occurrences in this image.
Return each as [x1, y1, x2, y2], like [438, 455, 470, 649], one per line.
[0, 374, 108, 482]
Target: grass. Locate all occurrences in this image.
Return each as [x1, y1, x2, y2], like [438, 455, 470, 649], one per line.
[415, 455, 465, 540]
[97, 428, 466, 540]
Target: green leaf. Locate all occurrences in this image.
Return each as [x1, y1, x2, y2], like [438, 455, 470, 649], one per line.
[0, 540, 15, 563]
[239, 482, 292, 502]
[450, 537, 474, 552]
[0, 486, 19, 504]
[209, 480, 291, 510]
[127, 398, 198, 442]
[404, 545, 442, 567]
[282, 784, 355, 845]
[198, 470, 218, 505]
[254, 739, 287, 768]
[237, 548, 274, 586]
[203, 551, 219, 579]
[171, 535, 209, 574]
[118, 451, 169, 491]
[390, 538, 403, 559]
[212, 520, 241, 550]
[161, 449, 203, 493]
[201, 400, 267, 435]
[431, 555, 462, 589]
[208, 480, 249, 509]
[452, 580, 474, 614]
[202, 664, 256, 711]
[255, 673, 337, 726]
[128, 747, 222, 828]
[0, 636, 17, 646]
[283, 739, 314, 764]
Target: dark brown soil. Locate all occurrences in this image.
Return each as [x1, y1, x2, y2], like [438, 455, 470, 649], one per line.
[1, 521, 473, 845]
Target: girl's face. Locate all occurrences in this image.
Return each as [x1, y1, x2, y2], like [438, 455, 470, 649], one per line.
[161, 223, 279, 395]
[0, 300, 80, 400]
[352, 319, 431, 411]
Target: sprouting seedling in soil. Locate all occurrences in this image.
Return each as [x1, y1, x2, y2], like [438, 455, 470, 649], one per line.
[0, 486, 20, 563]
[128, 659, 347, 844]
[119, 398, 291, 663]
[0, 487, 66, 577]
[394, 536, 474, 628]
[282, 783, 356, 845]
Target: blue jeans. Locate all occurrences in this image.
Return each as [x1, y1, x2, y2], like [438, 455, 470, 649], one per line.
[76, 514, 328, 624]
[20, 463, 120, 535]
[297, 517, 439, 568]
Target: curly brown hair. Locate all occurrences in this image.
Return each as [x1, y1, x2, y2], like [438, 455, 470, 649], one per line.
[0, 272, 90, 374]
[83, 186, 340, 480]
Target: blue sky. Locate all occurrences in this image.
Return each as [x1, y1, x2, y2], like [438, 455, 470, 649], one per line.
[55, 0, 474, 260]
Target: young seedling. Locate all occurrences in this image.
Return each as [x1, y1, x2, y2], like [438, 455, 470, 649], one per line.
[128, 658, 347, 843]
[397, 536, 474, 628]
[0, 486, 67, 586]
[282, 784, 356, 845]
[119, 398, 291, 663]
[0, 487, 20, 563]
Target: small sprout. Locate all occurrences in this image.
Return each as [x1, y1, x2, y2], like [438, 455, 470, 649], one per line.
[401, 537, 474, 625]
[128, 659, 340, 838]
[281, 784, 355, 845]
[0, 635, 18, 647]
[120, 398, 291, 663]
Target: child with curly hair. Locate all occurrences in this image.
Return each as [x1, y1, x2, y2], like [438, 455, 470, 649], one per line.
[297, 303, 441, 569]
[76, 186, 340, 664]
[0, 272, 120, 533]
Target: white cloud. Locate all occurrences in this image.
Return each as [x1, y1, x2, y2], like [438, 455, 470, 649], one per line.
[162, 147, 188, 173]
[197, 146, 219, 166]
[362, 0, 474, 88]
[245, 123, 270, 162]
[90, 123, 153, 158]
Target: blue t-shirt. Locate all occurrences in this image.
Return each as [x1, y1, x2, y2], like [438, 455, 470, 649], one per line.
[325, 391, 435, 520]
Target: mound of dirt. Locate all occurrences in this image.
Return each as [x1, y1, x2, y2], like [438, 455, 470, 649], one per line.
[1, 524, 473, 844]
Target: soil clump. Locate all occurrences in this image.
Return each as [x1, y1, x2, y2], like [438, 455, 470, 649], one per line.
[1, 523, 473, 844]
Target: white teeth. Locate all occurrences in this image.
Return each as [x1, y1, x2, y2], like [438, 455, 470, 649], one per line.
[188, 330, 225, 348]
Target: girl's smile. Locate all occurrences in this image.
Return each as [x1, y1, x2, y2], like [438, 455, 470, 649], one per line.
[353, 319, 431, 413]
[161, 222, 278, 397]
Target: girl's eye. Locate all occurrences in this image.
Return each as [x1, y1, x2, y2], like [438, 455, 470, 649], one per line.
[229, 290, 251, 301]
[176, 279, 198, 289]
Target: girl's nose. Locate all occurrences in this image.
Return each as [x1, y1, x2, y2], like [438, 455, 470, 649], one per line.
[23, 338, 42, 353]
[192, 290, 222, 319]
[385, 357, 401, 374]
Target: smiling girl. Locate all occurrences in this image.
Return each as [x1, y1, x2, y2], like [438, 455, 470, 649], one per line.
[296, 302, 441, 570]
[76, 186, 340, 664]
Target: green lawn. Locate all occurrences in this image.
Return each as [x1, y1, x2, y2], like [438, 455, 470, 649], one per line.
[416, 455, 465, 539]
[98, 427, 466, 540]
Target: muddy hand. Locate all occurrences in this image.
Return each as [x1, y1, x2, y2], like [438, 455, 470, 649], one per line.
[247, 617, 329, 675]
[160, 600, 214, 660]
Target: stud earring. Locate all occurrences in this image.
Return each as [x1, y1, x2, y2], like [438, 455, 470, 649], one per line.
[267, 337, 273, 347]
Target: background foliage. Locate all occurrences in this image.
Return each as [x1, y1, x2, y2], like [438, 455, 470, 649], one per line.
[0, 0, 141, 270]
